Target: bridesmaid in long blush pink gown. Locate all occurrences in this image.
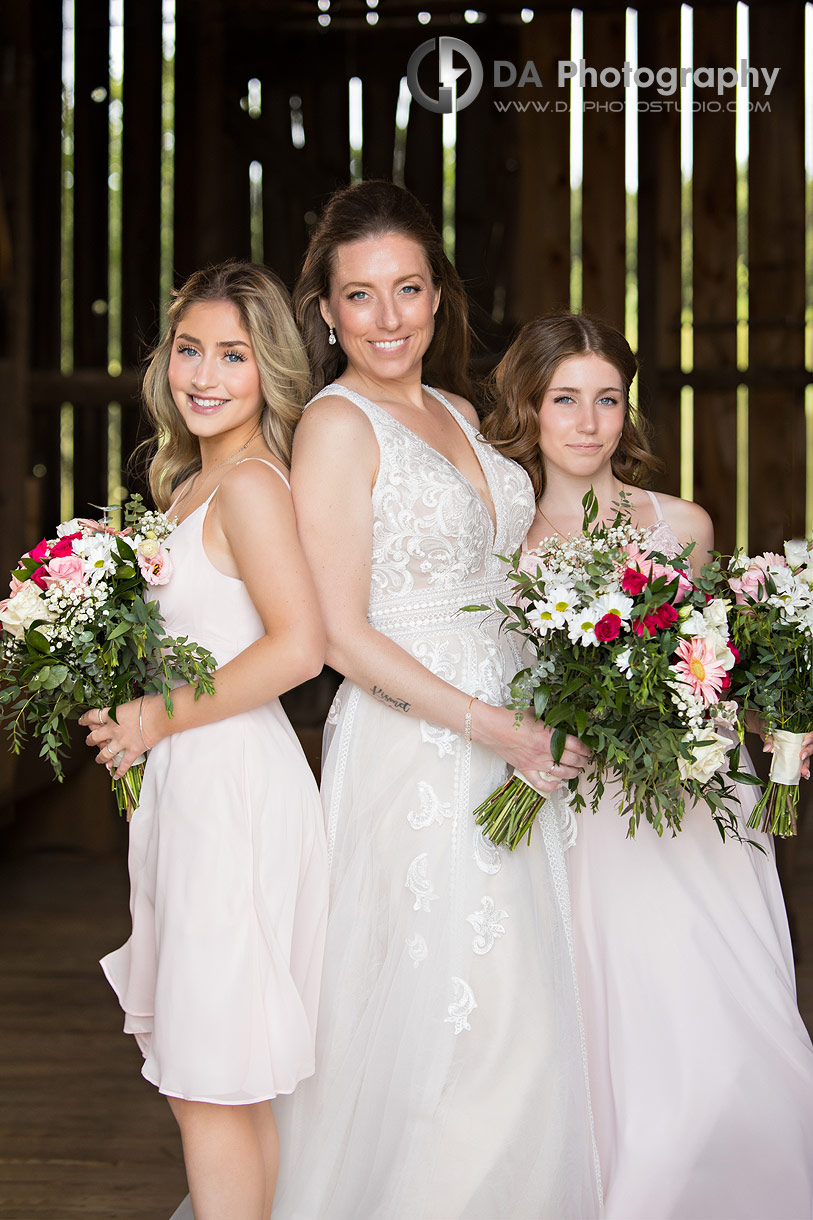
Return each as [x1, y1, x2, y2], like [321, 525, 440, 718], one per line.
[482, 311, 813, 1220]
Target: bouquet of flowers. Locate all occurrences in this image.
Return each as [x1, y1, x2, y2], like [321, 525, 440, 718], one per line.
[0, 497, 216, 816]
[467, 491, 751, 849]
[722, 542, 813, 836]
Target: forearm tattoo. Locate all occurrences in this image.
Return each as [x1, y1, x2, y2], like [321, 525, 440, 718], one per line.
[370, 684, 411, 713]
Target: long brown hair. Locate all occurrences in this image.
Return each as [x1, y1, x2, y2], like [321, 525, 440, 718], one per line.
[481, 312, 663, 500]
[293, 179, 473, 400]
[138, 261, 310, 511]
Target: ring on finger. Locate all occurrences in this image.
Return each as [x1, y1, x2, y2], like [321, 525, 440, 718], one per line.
[537, 769, 556, 783]
[97, 708, 104, 726]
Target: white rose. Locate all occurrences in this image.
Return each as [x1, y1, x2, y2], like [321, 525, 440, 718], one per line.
[703, 598, 730, 633]
[56, 517, 85, 537]
[138, 537, 160, 560]
[796, 566, 813, 588]
[679, 609, 708, 638]
[678, 731, 732, 783]
[0, 583, 54, 639]
[784, 539, 811, 568]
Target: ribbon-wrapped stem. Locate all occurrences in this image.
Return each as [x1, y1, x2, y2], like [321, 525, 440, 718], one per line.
[748, 729, 807, 836]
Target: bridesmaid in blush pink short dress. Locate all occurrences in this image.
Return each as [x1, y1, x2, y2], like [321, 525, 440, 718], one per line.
[80, 262, 328, 1220]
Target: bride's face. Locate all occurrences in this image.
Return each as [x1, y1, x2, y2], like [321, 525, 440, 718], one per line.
[536, 353, 626, 479]
[320, 232, 440, 385]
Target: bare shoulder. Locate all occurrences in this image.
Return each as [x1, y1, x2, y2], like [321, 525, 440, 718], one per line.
[435, 387, 479, 429]
[296, 392, 378, 449]
[217, 455, 291, 510]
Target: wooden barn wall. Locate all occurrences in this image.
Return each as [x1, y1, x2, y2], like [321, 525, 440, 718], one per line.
[0, 0, 810, 818]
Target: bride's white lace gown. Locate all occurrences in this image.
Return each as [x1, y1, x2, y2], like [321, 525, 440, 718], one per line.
[269, 385, 601, 1219]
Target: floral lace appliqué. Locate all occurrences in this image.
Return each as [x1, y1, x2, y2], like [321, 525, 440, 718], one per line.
[473, 825, 503, 874]
[445, 976, 477, 1034]
[466, 895, 509, 954]
[419, 721, 457, 758]
[407, 781, 452, 830]
[405, 932, 428, 968]
[405, 852, 440, 912]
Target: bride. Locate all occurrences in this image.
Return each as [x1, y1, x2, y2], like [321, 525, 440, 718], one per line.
[265, 181, 601, 1219]
[482, 310, 813, 1219]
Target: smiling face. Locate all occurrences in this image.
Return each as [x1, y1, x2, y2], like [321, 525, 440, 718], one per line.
[319, 231, 440, 386]
[536, 352, 627, 480]
[167, 300, 264, 448]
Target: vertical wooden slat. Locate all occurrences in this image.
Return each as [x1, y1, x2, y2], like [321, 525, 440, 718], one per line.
[637, 5, 682, 496]
[504, 11, 572, 326]
[360, 33, 402, 183]
[73, 0, 110, 517]
[454, 21, 520, 336]
[691, 6, 738, 553]
[173, 0, 227, 279]
[27, 1, 64, 536]
[581, 10, 627, 330]
[748, 0, 806, 552]
[121, 0, 164, 490]
[0, 2, 35, 578]
[403, 95, 443, 237]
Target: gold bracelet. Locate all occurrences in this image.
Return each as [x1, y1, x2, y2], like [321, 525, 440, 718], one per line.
[138, 696, 151, 751]
[464, 695, 477, 743]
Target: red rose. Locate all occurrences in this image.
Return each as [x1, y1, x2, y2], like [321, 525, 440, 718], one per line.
[622, 568, 649, 595]
[28, 538, 48, 562]
[720, 673, 731, 692]
[49, 532, 81, 558]
[654, 603, 678, 629]
[728, 644, 740, 665]
[595, 613, 622, 642]
[632, 614, 658, 637]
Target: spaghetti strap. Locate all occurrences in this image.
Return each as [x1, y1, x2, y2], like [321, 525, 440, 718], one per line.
[645, 488, 664, 521]
[236, 456, 291, 490]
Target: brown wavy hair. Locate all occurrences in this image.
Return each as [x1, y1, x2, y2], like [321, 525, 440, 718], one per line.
[137, 261, 310, 511]
[293, 179, 473, 400]
[481, 312, 663, 501]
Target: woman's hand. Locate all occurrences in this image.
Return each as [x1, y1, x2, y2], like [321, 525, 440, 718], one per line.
[473, 704, 591, 793]
[78, 697, 157, 779]
[755, 715, 813, 780]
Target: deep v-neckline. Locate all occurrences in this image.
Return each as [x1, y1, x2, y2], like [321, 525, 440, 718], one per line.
[330, 383, 499, 544]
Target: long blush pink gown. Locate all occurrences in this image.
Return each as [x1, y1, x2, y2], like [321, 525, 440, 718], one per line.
[567, 492, 813, 1219]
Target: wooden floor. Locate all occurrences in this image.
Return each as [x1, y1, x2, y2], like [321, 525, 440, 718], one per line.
[1, 824, 811, 1220]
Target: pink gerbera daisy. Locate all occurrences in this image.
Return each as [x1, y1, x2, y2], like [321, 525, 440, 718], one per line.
[672, 637, 727, 705]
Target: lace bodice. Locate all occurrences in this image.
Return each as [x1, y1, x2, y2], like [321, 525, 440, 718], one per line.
[307, 383, 535, 634]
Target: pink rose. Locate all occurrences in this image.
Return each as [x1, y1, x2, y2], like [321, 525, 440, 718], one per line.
[9, 573, 24, 596]
[43, 554, 87, 589]
[138, 545, 173, 586]
[729, 565, 768, 605]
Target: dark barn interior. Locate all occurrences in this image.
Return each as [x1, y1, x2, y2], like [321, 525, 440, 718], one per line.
[0, 1, 811, 1215]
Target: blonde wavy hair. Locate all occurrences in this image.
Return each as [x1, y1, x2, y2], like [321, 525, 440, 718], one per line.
[481, 312, 663, 501]
[139, 261, 310, 511]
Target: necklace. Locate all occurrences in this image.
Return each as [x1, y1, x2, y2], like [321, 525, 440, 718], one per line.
[173, 429, 260, 515]
[538, 483, 626, 537]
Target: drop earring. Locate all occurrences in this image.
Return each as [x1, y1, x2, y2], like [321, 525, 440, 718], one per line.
[328, 325, 337, 346]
